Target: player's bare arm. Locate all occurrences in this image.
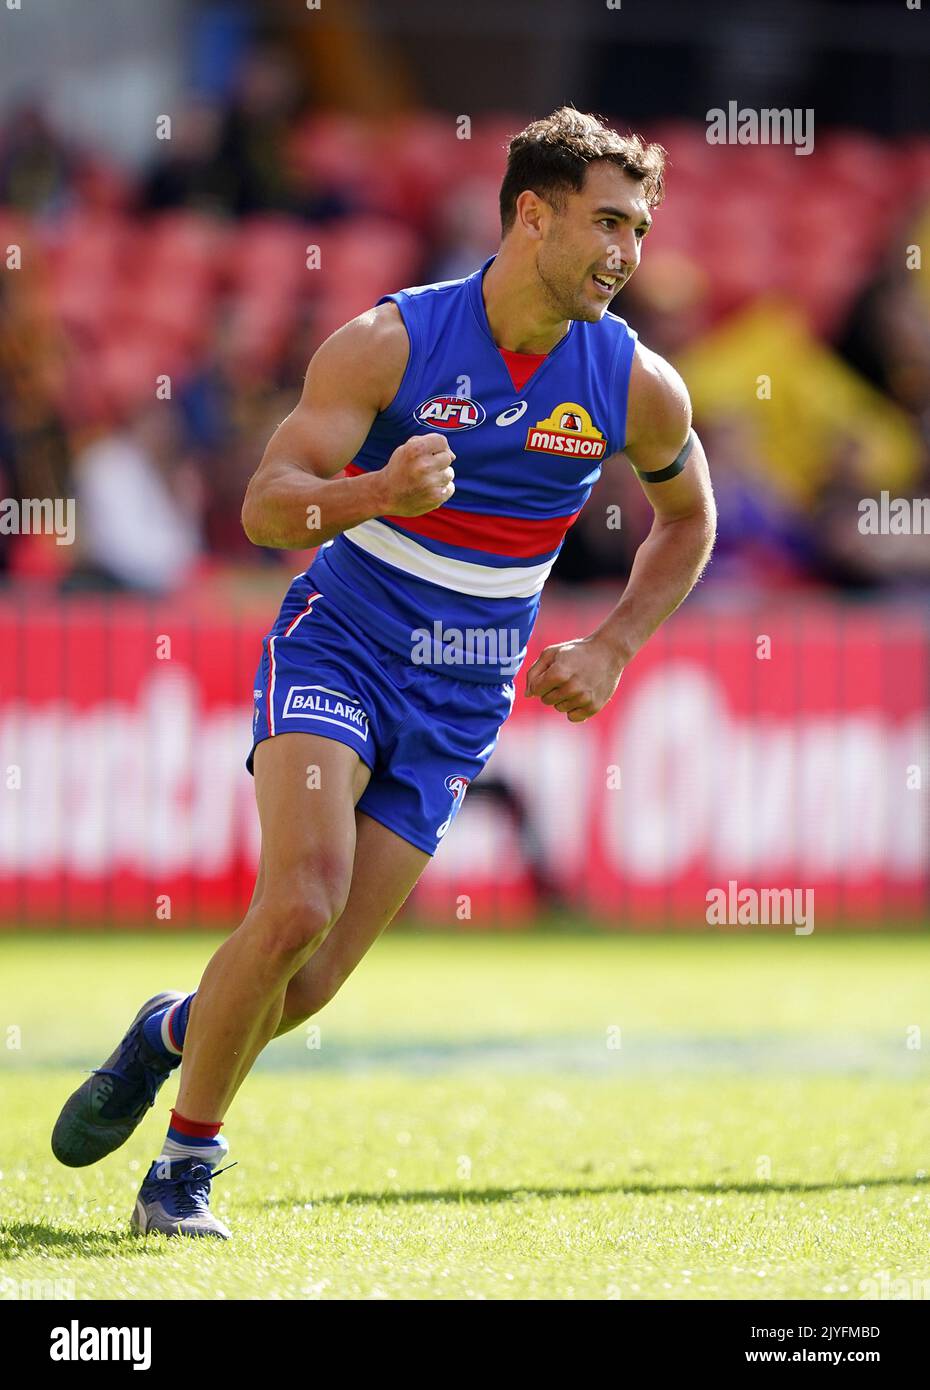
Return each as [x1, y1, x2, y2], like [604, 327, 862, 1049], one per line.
[524, 344, 716, 721]
[240, 301, 456, 549]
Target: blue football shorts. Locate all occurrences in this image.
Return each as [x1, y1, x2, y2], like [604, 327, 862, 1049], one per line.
[247, 573, 517, 856]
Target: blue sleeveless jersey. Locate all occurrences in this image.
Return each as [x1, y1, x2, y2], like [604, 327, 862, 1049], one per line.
[306, 253, 638, 682]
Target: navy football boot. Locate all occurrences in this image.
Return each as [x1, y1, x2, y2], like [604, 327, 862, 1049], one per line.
[131, 1156, 234, 1239]
[51, 992, 185, 1167]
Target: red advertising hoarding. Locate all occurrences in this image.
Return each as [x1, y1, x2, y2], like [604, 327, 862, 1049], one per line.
[0, 596, 926, 927]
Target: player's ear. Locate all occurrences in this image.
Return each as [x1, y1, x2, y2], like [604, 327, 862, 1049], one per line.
[515, 189, 545, 239]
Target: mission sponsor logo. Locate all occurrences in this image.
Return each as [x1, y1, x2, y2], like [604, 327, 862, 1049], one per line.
[282, 685, 370, 741]
[414, 395, 486, 430]
[525, 402, 607, 459]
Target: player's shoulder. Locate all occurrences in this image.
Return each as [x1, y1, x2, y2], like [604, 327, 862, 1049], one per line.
[589, 306, 640, 372]
[357, 267, 477, 346]
[314, 267, 474, 406]
[625, 340, 692, 451]
[397, 272, 473, 299]
[306, 301, 410, 412]
[326, 299, 409, 362]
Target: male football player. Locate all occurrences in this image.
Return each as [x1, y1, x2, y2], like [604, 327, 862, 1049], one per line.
[52, 107, 716, 1237]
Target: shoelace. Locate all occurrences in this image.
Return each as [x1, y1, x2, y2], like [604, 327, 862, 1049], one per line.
[164, 1162, 238, 1218]
[87, 1061, 161, 1114]
[86, 1033, 176, 1114]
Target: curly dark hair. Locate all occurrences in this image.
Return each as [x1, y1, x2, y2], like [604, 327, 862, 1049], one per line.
[499, 106, 666, 233]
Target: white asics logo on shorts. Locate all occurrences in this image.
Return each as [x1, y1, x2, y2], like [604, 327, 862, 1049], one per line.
[436, 773, 471, 840]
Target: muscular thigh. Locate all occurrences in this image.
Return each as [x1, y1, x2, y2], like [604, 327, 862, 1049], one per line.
[251, 731, 372, 921]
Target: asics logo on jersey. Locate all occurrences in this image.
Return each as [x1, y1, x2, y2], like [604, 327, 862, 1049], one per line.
[495, 401, 528, 427]
[414, 395, 486, 430]
[525, 401, 607, 459]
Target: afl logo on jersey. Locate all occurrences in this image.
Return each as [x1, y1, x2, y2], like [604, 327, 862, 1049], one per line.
[415, 395, 486, 431]
[525, 401, 607, 459]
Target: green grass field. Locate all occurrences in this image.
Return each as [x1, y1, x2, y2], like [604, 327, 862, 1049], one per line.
[1, 928, 928, 1300]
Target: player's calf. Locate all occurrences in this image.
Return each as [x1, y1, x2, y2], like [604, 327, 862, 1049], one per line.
[276, 959, 349, 1033]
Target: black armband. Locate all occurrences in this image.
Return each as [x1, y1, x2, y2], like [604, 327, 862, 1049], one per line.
[633, 428, 695, 483]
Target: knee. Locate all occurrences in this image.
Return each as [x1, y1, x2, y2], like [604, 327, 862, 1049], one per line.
[254, 863, 351, 962]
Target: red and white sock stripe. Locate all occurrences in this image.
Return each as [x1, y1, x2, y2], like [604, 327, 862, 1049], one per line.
[160, 1000, 185, 1056]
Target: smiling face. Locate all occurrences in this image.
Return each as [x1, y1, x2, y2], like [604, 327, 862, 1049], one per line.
[533, 160, 653, 322]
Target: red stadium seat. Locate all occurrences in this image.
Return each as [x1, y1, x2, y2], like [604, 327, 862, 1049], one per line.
[0, 208, 29, 257]
[313, 217, 420, 297]
[117, 276, 214, 353]
[143, 211, 230, 287]
[650, 121, 718, 180]
[224, 296, 297, 374]
[42, 211, 131, 332]
[287, 112, 379, 197]
[463, 114, 533, 177]
[228, 216, 316, 297]
[94, 332, 190, 414]
[369, 113, 464, 226]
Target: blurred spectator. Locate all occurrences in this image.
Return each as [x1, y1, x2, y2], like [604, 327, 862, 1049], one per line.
[694, 414, 819, 592]
[213, 44, 302, 215]
[66, 407, 203, 595]
[0, 104, 79, 219]
[838, 210, 930, 428]
[139, 101, 234, 215]
[424, 178, 499, 283]
[808, 436, 930, 591]
[140, 48, 354, 223]
[0, 275, 72, 504]
[551, 455, 652, 586]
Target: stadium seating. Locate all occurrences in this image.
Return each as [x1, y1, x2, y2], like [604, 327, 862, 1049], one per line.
[4, 121, 927, 401]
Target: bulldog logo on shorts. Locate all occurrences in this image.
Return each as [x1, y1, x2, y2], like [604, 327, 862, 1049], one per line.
[436, 773, 471, 840]
[282, 685, 370, 742]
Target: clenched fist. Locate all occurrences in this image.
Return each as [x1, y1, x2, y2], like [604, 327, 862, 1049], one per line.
[378, 433, 456, 517]
[524, 634, 627, 722]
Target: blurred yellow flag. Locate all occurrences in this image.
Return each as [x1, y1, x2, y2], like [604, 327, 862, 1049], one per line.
[676, 300, 921, 502]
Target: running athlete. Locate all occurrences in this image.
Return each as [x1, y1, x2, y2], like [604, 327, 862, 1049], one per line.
[52, 108, 716, 1237]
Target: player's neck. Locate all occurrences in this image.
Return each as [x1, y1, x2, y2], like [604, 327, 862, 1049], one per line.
[481, 246, 570, 356]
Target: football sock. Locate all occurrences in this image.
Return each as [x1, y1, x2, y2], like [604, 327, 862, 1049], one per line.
[158, 1109, 228, 1168]
[142, 993, 195, 1058]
